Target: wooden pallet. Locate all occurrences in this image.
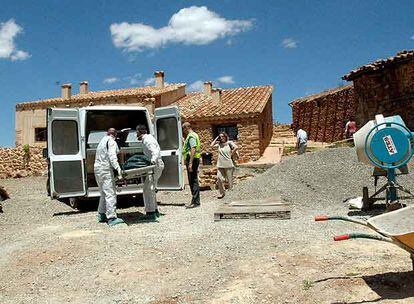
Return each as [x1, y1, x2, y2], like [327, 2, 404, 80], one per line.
[214, 197, 291, 221]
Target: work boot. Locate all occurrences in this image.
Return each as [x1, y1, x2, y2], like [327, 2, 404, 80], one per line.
[97, 213, 107, 223]
[107, 218, 125, 226]
[137, 212, 158, 222]
[155, 209, 165, 217]
[185, 204, 200, 209]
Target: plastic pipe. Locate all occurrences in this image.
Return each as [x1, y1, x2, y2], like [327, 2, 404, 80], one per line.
[314, 215, 367, 226]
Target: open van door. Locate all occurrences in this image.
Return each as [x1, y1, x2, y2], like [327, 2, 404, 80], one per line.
[154, 106, 184, 190]
[47, 108, 86, 199]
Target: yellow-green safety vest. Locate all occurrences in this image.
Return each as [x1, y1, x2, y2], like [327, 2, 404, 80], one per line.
[183, 132, 201, 159]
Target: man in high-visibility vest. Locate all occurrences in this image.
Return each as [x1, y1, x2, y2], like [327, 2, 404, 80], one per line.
[182, 122, 201, 208]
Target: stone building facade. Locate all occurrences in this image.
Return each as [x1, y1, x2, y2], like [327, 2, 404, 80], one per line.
[5, 74, 274, 179]
[290, 50, 414, 143]
[175, 82, 273, 164]
[15, 72, 185, 147]
[290, 85, 357, 142]
[343, 50, 414, 129]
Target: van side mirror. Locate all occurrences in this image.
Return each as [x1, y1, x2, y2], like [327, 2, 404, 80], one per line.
[42, 148, 48, 158]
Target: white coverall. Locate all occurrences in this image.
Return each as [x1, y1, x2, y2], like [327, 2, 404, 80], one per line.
[94, 135, 122, 219]
[142, 134, 164, 212]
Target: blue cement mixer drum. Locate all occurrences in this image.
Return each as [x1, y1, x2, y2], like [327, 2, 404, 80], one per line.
[363, 116, 414, 169]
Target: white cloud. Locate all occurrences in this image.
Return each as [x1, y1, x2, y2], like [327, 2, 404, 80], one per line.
[411, 35, 414, 40]
[103, 77, 119, 84]
[217, 75, 234, 84]
[0, 19, 30, 61]
[281, 38, 298, 49]
[10, 50, 30, 61]
[188, 80, 204, 92]
[110, 6, 253, 52]
[144, 77, 155, 86]
[124, 73, 142, 85]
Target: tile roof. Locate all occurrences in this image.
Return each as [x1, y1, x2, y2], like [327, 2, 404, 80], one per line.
[16, 84, 186, 111]
[175, 85, 273, 121]
[289, 84, 353, 106]
[343, 50, 414, 81]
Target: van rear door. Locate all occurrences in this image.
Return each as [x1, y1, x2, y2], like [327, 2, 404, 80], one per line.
[154, 106, 184, 190]
[47, 108, 86, 199]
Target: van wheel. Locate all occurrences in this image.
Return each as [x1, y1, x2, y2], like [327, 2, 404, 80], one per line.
[69, 197, 80, 209]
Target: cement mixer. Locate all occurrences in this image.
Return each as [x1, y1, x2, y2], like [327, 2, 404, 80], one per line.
[353, 114, 414, 209]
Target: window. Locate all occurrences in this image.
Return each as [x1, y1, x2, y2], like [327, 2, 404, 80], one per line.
[156, 117, 179, 150]
[34, 127, 47, 142]
[52, 120, 79, 155]
[213, 124, 238, 140]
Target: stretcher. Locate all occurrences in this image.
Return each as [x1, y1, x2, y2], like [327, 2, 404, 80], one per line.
[116, 165, 156, 186]
[315, 206, 414, 270]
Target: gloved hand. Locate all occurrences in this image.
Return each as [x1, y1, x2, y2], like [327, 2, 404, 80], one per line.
[117, 168, 123, 180]
[150, 160, 156, 165]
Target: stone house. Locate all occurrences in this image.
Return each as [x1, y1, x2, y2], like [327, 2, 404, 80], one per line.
[175, 82, 273, 163]
[342, 50, 414, 129]
[15, 72, 185, 147]
[290, 85, 357, 142]
[290, 50, 414, 142]
[7, 73, 274, 180]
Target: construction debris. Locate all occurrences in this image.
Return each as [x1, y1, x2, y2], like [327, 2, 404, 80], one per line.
[225, 147, 378, 212]
[0, 186, 10, 213]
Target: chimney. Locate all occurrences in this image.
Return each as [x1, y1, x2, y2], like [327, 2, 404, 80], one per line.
[79, 81, 89, 94]
[203, 81, 212, 95]
[212, 88, 222, 105]
[61, 83, 72, 99]
[154, 71, 165, 88]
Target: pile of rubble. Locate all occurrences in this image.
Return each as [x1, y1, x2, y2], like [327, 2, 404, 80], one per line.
[0, 186, 10, 213]
[198, 166, 258, 190]
[226, 147, 383, 213]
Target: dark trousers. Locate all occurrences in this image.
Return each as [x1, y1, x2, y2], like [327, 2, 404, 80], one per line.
[186, 157, 200, 205]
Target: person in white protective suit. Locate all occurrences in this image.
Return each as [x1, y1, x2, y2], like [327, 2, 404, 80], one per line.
[136, 124, 165, 221]
[94, 128, 125, 226]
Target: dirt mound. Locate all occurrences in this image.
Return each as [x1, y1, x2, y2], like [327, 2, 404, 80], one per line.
[227, 147, 388, 211]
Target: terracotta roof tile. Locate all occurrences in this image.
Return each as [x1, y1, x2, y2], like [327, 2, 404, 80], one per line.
[16, 84, 185, 111]
[175, 85, 273, 121]
[289, 84, 353, 106]
[343, 50, 414, 81]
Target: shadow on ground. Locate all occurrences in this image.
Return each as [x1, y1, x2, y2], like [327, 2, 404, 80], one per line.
[322, 270, 414, 304]
[117, 211, 163, 225]
[53, 196, 145, 216]
[347, 204, 386, 217]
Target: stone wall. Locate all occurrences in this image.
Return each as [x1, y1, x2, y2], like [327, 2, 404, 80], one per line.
[0, 146, 47, 179]
[353, 60, 414, 129]
[291, 85, 357, 142]
[198, 166, 256, 190]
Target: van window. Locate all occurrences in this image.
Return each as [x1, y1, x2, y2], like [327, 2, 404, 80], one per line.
[156, 117, 179, 150]
[52, 120, 79, 155]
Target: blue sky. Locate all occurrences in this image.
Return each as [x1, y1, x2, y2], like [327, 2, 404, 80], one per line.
[0, 0, 413, 146]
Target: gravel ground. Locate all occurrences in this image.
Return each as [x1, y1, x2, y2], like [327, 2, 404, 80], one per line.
[1, 147, 414, 304]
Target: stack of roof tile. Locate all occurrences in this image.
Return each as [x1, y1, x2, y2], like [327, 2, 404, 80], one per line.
[343, 50, 414, 81]
[175, 85, 273, 121]
[16, 84, 185, 111]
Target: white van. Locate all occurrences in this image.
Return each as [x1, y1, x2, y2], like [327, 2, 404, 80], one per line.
[45, 105, 183, 208]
